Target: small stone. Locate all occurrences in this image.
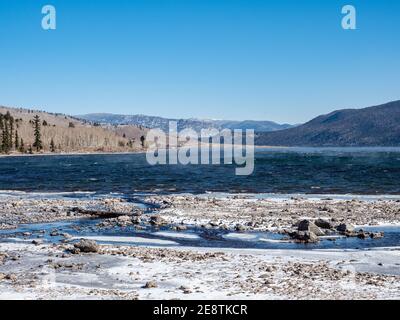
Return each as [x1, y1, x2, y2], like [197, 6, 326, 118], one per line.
[150, 215, 167, 226]
[174, 225, 187, 231]
[370, 232, 384, 239]
[131, 216, 141, 225]
[5, 274, 17, 281]
[235, 224, 246, 232]
[143, 281, 158, 288]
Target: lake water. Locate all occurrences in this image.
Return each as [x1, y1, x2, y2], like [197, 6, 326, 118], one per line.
[1, 147, 400, 195]
[2, 148, 400, 251]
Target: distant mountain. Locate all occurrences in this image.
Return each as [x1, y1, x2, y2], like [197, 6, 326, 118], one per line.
[255, 100, 400, 147]
[77, 113, 294, 133]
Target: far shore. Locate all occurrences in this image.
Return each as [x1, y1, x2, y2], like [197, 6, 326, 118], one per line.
[0, 145, 288, 158]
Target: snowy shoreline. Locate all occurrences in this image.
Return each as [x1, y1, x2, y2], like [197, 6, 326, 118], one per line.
[0, 191, 399, 300]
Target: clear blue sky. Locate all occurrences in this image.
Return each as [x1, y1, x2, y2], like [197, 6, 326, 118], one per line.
[0, 0, 399, 123]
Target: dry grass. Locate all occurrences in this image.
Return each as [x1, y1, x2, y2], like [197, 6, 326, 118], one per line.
[0, 106, 148, 153]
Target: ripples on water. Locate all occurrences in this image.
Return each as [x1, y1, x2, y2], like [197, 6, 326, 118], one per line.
[1, 147, 400, 195]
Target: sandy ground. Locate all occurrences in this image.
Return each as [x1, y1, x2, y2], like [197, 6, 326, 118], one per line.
[0, 193, 399, 300]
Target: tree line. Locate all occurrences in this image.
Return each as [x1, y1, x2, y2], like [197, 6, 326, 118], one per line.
[0, 112, 54, 154]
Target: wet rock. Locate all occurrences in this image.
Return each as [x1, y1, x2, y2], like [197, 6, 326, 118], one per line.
[143, 281, 158, 289]
[32, 239, 43, 245]
[357, 230, 367, 239]
[297, 220, 324, 236]
[336, 223, 355, 234]
[50, 230, 59, 237]
[370, 232, 384, 239]
[172, 225, 187, 231]
[61, 233, 72, 239]
[73, 239, 99, 253]
[290, 231, 319, 243]
[314, 219, 333, 229]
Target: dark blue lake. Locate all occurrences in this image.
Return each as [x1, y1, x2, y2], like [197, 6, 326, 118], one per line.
[1, 147, 400, 195]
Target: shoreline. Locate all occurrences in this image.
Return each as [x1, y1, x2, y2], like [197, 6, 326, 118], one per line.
[0, 191, 399, 299]
[0, 150, 146, 158]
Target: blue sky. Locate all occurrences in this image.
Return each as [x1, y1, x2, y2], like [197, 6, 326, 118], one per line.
[0, 0, 399, 123]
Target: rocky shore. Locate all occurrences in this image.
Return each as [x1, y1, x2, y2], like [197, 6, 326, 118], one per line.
[0, 241, 399, 300]
[0, 195, 143, 230]
[145, 194, 400, 243]
[0, 193, 399, 300]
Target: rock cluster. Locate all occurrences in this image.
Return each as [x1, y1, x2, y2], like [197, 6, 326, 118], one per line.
[288, 219, 385, 243]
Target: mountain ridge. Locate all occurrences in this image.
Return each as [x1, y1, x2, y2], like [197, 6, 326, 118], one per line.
[255, 100, 400, 147]
[77, 113, 295, 133]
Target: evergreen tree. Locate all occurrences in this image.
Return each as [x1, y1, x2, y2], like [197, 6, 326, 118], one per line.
[28, 145, 33, 154]
[19, 138, 25, 153]
[15, 131, 19, 149]
[50, 138, 56, 152]
[0, 112, 14, 153]
[32, 115, 43, 152]
[140, 135, 145, 148]
[9, 115, 13, 150]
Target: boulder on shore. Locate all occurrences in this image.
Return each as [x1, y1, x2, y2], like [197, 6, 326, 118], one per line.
[336, 223, 355, 234]
[290, 231, 319, 243]
[297, 220, 325, 236]
[314, 219, 333, 229]
[73, 239, 99, 253]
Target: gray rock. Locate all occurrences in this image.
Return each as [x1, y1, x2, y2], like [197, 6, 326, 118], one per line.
[297, 220, 324, 236]
[174, 225, 187, 231]
[290, 231, 319, 243]
[73, 239, 99, 253]
[314, 219, 333, 229]
[143, 281, 158, 289]
[235, 224, 246, 232]
[32, 239, 43, 245]
[336, 223, 355, 233]
[370, 232, 384, 239]
[131, 216, 141, 225]
[149, 215, 167, 226]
